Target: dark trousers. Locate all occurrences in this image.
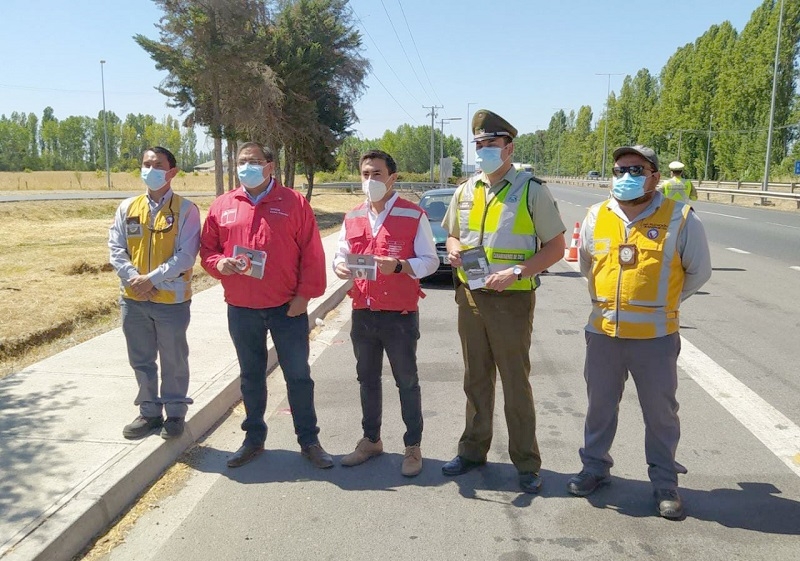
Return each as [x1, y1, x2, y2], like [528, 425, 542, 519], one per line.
[580, 331, 684, 489]
[227, 304, 320, 448]
[350, 309, 422, 447]
[455, 284, 541, 474]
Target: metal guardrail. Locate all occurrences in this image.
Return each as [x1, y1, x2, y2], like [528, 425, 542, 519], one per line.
[542, 176, 800, 209]
[300, 182, 459, 194]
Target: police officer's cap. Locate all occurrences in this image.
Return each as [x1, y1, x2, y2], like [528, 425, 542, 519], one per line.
[472, 109, 518, 142]
[668, 161, 685, 171]
[613, 145, 659, 171]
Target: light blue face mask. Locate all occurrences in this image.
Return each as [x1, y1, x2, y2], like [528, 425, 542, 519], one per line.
[237, 164, 265, 189]
[611, 173, 647, 201]
[141, 167, 168, 191]
[476, 146, 504, 174]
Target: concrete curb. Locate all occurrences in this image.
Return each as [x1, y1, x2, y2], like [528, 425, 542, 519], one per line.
[2, 277, 352, 561]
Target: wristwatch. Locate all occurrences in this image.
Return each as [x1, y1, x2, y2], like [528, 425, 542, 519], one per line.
[394, 259, 403, 274]
[512, 266, 523, 280]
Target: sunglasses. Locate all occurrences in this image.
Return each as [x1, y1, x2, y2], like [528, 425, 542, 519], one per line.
[612, 165, 652, 178]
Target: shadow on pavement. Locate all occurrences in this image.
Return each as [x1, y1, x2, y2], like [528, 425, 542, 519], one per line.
[580, 476, 800, 534]
[0, 375, 79, 527]
[187, 446, 581, 508]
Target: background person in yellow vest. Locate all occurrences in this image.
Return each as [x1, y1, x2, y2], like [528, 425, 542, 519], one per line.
[109, 146, 201, 440]
[333, 149, 439, 477]
[441, 109, 566, 493]
[567, 145, 711, 520]
[659, 160, 698, 204]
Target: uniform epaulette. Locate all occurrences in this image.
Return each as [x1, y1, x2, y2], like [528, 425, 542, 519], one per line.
[531, 175, 545, 185]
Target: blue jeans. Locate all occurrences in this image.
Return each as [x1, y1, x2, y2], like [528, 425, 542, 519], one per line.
[350, 310, 422, 447]
[227, 304, 320, 448]
[120, 298, 193, 418]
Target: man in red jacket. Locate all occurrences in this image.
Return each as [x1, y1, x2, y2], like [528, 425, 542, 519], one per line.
[333, 149, 438, 477]
[200, 141, 332, 469]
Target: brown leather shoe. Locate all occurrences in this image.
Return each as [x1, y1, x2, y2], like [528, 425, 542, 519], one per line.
[226, 444, 264, 468]
[401, 445, 423, 477]
[341, 438, 383, 467]
[302, 443, 334, 469]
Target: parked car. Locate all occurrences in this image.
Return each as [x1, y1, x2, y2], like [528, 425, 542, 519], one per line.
[418, 187, 456, 276]
[587, 170, 601, 179]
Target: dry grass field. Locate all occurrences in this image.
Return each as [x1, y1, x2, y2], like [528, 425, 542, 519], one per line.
[1, 170, 218, 192]
[0, 176, 370, 378]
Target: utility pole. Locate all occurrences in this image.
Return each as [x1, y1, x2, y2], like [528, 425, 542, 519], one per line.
[466, 102, 477, 174]
[424, 105, 443, 183]
[763, 0, 785, 202]
[596, 73, 623, 179]
[100, 60, 111, 190]
[438, 117, 461, 186]
[704, 112, 713, 181]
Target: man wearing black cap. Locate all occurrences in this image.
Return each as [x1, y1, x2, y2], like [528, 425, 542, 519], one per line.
[567, 145, 711, 519]
[440, 109, 566, 493]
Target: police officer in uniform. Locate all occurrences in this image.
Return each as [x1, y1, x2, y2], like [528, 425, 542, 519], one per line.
[566, 145, 711, 519]
[440, 110, 566, 493]
[659, 160, 697, 204]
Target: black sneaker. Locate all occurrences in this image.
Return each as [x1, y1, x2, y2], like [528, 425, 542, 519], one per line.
[566, 471, 610, 496]
[160, 417, 185, 439]
[122, 415, 163, 440]
[655, 488, 684, 520]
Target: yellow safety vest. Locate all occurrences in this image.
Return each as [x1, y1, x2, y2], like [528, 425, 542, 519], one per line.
[124, 193, 194, 304]
[662, 177, 693, 203]
[456, 170, 538, 291]
[588, 198, 690, 338]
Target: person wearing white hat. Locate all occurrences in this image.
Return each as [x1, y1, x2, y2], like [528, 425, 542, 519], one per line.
[659, 161, 697, 204]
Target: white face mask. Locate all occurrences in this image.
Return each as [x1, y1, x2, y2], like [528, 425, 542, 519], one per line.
[362, 178, 388, 202]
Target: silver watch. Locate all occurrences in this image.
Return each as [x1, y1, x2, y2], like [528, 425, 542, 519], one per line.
[512, 266, 523, 280]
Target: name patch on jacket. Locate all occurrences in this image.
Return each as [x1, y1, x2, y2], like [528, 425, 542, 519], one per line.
[387, 240, 407, 257]
[126, 217, 142, 237]
[220, 208, 237, 226]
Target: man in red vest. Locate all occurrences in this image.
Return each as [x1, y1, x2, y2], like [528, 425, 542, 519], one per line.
[333, 149, 439, 477]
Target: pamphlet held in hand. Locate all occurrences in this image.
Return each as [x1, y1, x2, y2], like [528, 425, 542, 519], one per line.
[460, 246, 491, 289]
[346, 253, 377, 281]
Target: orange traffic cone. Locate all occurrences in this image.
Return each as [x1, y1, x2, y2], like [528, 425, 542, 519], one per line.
[565, 222, 580, 262]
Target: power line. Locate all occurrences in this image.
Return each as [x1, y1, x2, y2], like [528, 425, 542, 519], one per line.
[348, 5, 423, 115]
[396, 0, 442, 105]
[379, 0, 434, 103]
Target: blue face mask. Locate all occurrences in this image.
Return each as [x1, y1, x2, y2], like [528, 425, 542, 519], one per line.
[237, 164, 265, 189]
[476, 146, 504, 174]
[141, 167, 168, 191]
[611, 173, 647, 201]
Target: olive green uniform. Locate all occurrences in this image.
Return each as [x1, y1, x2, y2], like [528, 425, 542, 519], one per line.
[442, 166, 565, 473]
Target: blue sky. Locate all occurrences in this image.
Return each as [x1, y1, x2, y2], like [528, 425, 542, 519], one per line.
[0, 0, 763, 157]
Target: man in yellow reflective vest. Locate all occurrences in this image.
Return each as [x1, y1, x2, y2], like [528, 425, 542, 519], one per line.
[441, 109, 566, 493]
[659, 160, 697, 204]
[109, 147, 201, 440]
[567, 145, 711, 520]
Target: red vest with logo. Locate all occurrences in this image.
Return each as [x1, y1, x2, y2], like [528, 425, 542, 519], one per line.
[344, 198, 424, 312]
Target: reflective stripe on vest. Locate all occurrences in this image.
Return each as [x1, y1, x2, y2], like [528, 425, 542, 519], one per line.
[344, 199, 423, 312]
[456, 170, 538, 291]
[588, 198, 689, 339]
[124, 193, 193, 304]
[662, 177, 691, 203]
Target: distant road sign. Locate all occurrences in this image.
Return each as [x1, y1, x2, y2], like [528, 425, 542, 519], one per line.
[795, 160, 800, 175]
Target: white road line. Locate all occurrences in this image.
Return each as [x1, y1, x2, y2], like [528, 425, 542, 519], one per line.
[679, 337, 800, 478]
[561, 257, 800, 478]
[726, 247, 751, 254]
[790, 266, 800, 272]
[768, 222, 800, 230]
[698, 211, 747, 220]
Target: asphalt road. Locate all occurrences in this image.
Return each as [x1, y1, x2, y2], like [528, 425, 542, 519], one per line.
[89, 236, 800, 560]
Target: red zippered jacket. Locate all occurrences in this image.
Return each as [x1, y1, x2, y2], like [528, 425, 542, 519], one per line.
[200, 183, 326, 309]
